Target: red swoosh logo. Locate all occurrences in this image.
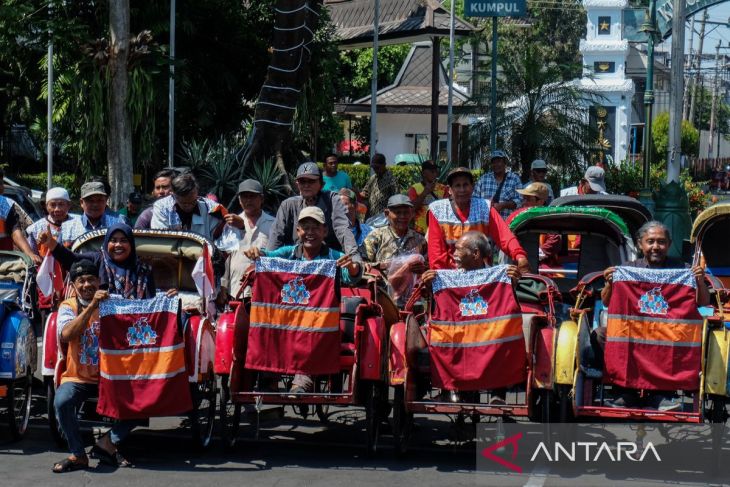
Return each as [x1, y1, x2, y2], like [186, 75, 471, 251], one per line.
[481, 432, 523, 473]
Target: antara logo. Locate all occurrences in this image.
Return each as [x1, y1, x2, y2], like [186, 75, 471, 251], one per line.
[481, 433, 662, 473]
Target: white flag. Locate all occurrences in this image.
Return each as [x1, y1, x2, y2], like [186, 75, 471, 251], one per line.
[37, 254, 56, 297]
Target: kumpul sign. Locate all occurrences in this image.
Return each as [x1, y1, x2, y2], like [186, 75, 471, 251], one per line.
[464, 0, 527, 17]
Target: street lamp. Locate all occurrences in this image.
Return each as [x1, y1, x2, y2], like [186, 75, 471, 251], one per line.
[638, 0, 659, 212]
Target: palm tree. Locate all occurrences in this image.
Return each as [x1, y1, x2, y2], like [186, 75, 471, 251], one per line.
[466, 44, 602, 180]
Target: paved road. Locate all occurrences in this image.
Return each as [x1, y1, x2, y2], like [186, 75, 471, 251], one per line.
[1, 394, 728, 487]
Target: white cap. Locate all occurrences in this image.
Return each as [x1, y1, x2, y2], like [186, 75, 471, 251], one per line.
[45, 187, 71, 202]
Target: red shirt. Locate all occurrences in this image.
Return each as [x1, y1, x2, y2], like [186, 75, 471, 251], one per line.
[427, 203, 527, 270]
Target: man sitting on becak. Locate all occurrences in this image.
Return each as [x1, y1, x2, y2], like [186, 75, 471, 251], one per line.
[59, 181, 127, 246]
[150, 172, 239, 251]
[598, 221, 709, 411]
[245, 206, 362, 395]
[422, 231, 521, 403]
[428, 167, 529, 273]
[52, 260, 135, 472]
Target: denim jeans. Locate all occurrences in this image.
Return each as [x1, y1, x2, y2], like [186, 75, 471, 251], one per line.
[54, 381, 136, 457]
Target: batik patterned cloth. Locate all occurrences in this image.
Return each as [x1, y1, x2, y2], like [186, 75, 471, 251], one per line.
[245, 257, 341, 375]
[429, 265, 526, 390]
[604, 266, 703, 391]
[97, 294, 191, 419]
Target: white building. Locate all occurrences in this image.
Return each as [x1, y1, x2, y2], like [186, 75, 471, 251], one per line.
[579, 0, 635, 164]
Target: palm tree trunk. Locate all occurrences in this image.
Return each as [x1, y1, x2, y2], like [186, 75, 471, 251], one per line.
[107, 0, 134, 209]
[241, 0, 322, 171]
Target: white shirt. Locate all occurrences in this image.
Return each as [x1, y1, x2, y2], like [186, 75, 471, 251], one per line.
[221, 211, 275, 298]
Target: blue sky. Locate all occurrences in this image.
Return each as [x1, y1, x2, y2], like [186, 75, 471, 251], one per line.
[680, 3, 730, 53]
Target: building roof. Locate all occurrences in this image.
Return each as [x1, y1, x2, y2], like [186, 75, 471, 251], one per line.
[324, 0, 476, 48]
[336, 41, 471, 114]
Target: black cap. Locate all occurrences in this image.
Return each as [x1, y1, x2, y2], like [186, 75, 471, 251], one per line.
[446, 167, 474, 185]
[70, 259, 99, 281]
[128, 191, 143, 204]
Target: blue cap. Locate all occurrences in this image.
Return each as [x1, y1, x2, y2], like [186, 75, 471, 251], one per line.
[490, 150, 508, 160]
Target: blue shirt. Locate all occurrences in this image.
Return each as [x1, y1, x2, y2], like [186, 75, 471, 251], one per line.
[474, 171, 523, 220]
[262, 245, 362, 286]
[322, 171, 353, 193]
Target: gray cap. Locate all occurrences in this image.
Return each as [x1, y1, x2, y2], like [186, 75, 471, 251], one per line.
[387, 194, 413, 208]
[237, 179, 263, 194]
[80, 181, 107, 199]
[490, 149, 508, 160]
[584, 166, 606, 193]
[298, 206, 326, 224]
[531, 159, 547, 170]
[296, 162, 321, 179]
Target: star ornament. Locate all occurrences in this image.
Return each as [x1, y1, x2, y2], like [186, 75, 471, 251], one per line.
[599, 20, 610, 32]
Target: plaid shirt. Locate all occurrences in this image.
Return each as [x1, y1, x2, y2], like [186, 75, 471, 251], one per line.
[363, 170, 398, 218]
[474, 171, 523, 219]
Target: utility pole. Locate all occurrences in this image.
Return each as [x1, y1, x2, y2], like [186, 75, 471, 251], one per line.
[689, 9, 707, 126]
[370, 0, 380, 161]
[46, 3, 53, 190]
[640, 0, 658, 192]
[708, 41, 720, 160]
[168, 0, 176, 168]
[446, 0, 455, 163]
[666, 0, 685, 183]
[683, 14, 695, 121]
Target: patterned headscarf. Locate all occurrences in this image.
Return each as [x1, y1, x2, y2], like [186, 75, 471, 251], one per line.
[101, 223, 151, 299]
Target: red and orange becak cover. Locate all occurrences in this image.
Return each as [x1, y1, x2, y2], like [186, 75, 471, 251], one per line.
[97, 295, 191, 419]
[429, 266, 526, 390]
[604, 266, 703, 391]
[245, 257, 341, 375]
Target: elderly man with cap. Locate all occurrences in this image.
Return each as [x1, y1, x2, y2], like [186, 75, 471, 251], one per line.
[217, 179, 276, 303]
[560, 165, 608, 196]
[407, 160, 449, 235]
[151, 172, 240, 251]
[134, 168, 178, 230]
[506, 182, 550, 224]
[428, 167, 529, 272]
[526, 159, 554, 203]
[360, 153, 398, 219]
[362, 194, 427, 275]
[474, 150, 523, 220]
[59, 181, 127, 247]
[27, 187, 78, 256]
[245, 206, 363, 396]
[267, 162, 360, 261]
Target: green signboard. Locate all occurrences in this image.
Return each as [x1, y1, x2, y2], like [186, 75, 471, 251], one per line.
[464, 0, 527, 17]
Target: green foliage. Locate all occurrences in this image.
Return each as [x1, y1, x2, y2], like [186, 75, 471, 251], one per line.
[337, 45, 411, 101]
[243, 158, 291, 214]
[689, 85, 730, 135]
[651, 112, 700, 165]
[12, 172, 78, 197]
[334, 164, 481, 194]
[179, 137, 244, 204]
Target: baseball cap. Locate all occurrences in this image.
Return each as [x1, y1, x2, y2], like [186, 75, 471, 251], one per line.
[128, 191, 143, 204]
[531, 159, 548, 170]
[517, 182, 549, 201]
[296, 162, 321, 180]
[46, 187, 71, 202]
[584, 166, 606, 193]
[298, 206, 326, 224]
[421, 160, 438, 171]
[237, 179, 264, 194]
[80, 181, 107, 199]
[69, 259, 99, 281]
[490, 150, 508, 160]
[387, 194, 413, 208]
[446, 167, 474, 185]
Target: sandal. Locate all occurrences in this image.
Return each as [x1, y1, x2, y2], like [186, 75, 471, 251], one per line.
[90, 445, 132, 468]
[52, 457, 88, 473]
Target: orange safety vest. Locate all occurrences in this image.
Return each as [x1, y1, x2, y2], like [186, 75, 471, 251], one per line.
[429, 198, 490, 253]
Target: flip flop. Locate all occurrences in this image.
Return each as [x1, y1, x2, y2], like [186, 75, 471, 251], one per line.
[52, 457, 88, 473]
[90, 445, 133, 468]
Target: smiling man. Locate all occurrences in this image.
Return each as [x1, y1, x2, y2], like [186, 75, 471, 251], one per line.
[59, 182, 127, 247]
[267, 162, 360, 261]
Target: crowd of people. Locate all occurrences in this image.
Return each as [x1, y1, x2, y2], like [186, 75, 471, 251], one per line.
[0, 150, 651, 473]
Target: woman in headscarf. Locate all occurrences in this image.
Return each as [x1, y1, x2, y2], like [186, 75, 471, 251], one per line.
[40, 223, 158, 299]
